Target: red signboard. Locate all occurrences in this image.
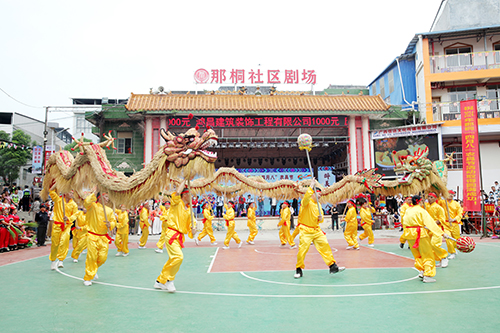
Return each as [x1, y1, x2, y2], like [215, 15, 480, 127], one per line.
[194, 68, 317, 85]
[168, 115, 348, 129]
[460, 99, 481, 212]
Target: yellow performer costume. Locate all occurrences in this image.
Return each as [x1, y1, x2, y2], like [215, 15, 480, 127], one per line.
[278, 203, 295, 247]
[155, 182, 194, 292]
[83, 193, 116, 284]
[223, 202, 242, 248]
[294, 184, 344, 278]
[290, 205, 303, 241]
[359, 203, 375, 246]
[425, 196, 449, 264]
[197, 204, 217, 244]
[138, 205, 150, 248]
[156, 203, 171, 251]
[246, 205, 258, 244]
[399, 200, 412, 245]
[70, 209, 88, 261]
[114, 208, 129, 256]
[402, 198, 444, 282]
[49, 188, 78, 267]
[344, 201, 359, 249]
[439, 195, 463, 257]
[71, 210, 85, 250]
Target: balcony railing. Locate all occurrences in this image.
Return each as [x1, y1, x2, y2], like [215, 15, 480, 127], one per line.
[432, 100, 500, 122]
[430, 51, 500, 74]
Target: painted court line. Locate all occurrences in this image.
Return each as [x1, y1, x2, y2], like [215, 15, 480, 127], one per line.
[254, 247, 338, 255]
[54, 267, 500, 298]
[240, 270, 420, 287]
[207, 247, 219, 273]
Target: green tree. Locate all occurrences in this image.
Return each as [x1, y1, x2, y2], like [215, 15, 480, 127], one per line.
[0, 129, 33, 184]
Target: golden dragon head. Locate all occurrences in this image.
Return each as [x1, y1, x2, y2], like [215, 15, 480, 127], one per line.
[392, 146, 433, 184]
[160, 127, 218, 168]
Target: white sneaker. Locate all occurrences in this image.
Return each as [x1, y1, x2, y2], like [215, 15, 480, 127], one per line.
[51, 260, 58, 270]
[195, 238, 199, 246]
[280, 244, 287, 247]
[57, 261, 64, 268]
[211, 242, 218, 246]
[418, 271, 424, 279]
[238, 242, 243, 248]
[441, 257, 449, 268]
[138, 245, 146, 249]
[115, 252, 123, 257]
[93, 273, 99, 280]
[222, 246, 230, 250]
[123, 252, 129, 257]
[290, 245, 297, 249]
[367, 244, 374, 247]
[166, 281, 176, 293]
[354, 247, 360, 250]
[423, 276, 436, 283]
[155, 249, 163, 253]
[83, 280, 92, 286]
[435, 261, 441, 267]
[73, 259, 78, 263]
[448, 253, 456, 259]
[154, 280, 167, 290]
[346, 246, 354, 250]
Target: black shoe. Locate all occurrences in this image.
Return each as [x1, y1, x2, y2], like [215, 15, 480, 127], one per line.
[329, 262, 346, 274]
[400, 243, 404, 249]
[294, 267, 303, 279]
[399, 228, 403, 232]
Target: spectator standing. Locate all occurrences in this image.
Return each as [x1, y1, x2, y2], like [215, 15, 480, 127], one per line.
[11, 188, 20, 209]
[21, 185, 31, 212]
[257, 195, 265, 217]
[270, 197, 277, 216]
[238, 195, 246, 217]
[331, 205, 339, 230]
[216, 196, 224, 218]
[246, 195, 254, 210]
[292, 198, 299, 216]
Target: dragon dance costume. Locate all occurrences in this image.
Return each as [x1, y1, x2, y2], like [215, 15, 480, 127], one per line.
[49, 190, 78, 264]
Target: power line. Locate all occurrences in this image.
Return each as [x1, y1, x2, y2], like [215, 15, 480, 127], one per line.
[0, 87, 42, 109]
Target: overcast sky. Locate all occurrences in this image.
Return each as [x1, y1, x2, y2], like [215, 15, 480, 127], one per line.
[0, 0, 442, 134]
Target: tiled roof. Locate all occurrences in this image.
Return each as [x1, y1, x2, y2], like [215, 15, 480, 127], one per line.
[125, 93, 390, 113]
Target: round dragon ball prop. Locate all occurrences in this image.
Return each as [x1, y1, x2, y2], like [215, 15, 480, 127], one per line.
[297, 133, 313, 151]
[456, 236, 475, 253]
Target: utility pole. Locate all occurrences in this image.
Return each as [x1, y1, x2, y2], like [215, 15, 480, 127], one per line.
[41, 106, 49, 175]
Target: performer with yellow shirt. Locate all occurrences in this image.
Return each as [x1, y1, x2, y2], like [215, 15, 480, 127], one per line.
[425, 193, 449, 267]
[138, 201, 150, 249]
[83, 191, 117, 286]
[439, 190, 463, 259]
[197, 202, 217, 245]
[49, 183, 79, 270]
[70, 207, 88, 263]
[156, 201, 171, 253]
[246, 202, 258, 244]
[399, 196, 412, 248]
[154, 180, 194, 293]
[402, 195, 449, 283]
[294, 178, 345, 279]
[344, 199, 359, 250]
[358, 198, 375, 247]
[115, 205, 130, 257]
[222, 200, 242, 249]
[278, 201, 296, 248]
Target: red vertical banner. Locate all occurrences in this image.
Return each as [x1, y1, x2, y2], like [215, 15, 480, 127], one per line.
[460, 99, 481, 212]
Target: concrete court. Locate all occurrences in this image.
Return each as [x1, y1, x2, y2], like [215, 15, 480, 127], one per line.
[1, 228, 500, 333]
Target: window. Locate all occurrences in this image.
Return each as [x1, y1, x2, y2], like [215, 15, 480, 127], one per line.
[379, 78, 385, 98]
[445, 146, 463, 169]
[449, 87, 476, 113]
[388, 70, 394, 94]
[445, 46, 472, 67]
[117, 132, 133, 154]
[495, 43, 500, 64]
[487, 84, 500, 111]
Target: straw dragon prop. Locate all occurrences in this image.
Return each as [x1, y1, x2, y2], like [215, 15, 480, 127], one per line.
[41, 128, 453, 207]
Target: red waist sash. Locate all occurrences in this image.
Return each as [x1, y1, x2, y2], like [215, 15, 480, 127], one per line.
[88, 231, 113, 244]
[168, 228, 184, 248]
[54, 221, 68, 231]
[406, 226, 422, 249]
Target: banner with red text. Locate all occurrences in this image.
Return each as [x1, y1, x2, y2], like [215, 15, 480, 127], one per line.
[460, 99, 481, 212]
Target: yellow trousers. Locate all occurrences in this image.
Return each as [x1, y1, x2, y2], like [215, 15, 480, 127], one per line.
[359, 224, 374, 244]
[279, 224, 295, 246]
[296, 225, 335, 269]
[291, 226, 300, 240]
[71, 230, 88, 259]
[198, 222, 216, 243]
[399, 234, 406, 245]
[50, 224, 71, 262]
[224, 221, 241, 247]
[84, 233, 110, 281]
[344, 222, 359, 248]
[115, 232, 129, 254]
[443, 223, 460, 254]
[247, 222, 258, 242]
[139, 225, 149, 247]
[72, 229, 79, 249]
[407, 237, 436, 277]
[157, 229, 184, 283]
[429, 232, 448, 261]
[157, 222, 169, 249]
